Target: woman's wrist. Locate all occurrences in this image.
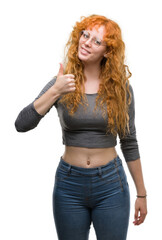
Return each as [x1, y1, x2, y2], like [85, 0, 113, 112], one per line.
[137, 190, 147, 195]
[136, 188, 147, 198]
[136, 194, 147, 198]
[136, 186, 147, 195]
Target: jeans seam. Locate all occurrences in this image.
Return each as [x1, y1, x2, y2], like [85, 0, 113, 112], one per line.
[114, 160, 124, 192]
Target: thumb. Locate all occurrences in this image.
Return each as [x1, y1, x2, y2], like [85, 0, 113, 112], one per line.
[57, 63, 64, 77]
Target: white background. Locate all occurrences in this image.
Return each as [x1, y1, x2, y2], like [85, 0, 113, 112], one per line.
[0, 0, 162, 239]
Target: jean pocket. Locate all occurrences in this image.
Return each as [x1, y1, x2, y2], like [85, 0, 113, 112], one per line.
[55, 166, 71, 182]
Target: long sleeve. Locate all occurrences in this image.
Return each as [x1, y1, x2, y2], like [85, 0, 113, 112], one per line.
[15, 76, 58, 132]
[118, 84, 140, 162]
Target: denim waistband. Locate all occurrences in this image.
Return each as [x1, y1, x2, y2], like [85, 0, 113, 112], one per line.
[58, 155, 123, 177]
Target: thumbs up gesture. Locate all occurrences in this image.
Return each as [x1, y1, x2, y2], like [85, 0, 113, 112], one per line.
[54, 63, 76, 95]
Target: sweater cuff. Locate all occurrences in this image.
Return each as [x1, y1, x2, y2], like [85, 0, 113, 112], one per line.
[31, 101, 44, 118]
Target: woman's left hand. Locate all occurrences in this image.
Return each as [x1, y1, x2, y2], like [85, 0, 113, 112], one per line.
[133, 197, 147, 225]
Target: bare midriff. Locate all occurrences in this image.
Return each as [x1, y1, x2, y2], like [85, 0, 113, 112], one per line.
[61, 146, 118, 168]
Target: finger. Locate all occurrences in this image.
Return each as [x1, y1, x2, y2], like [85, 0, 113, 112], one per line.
[133, 215, 140, 224]
[134, 208, 139, 221]
[135, 217, 144, 225]
[67, 78, 76, 83]
[69, 82, 76, 87]
[133, 214, 146, 225]
[65, 74, 75, 79]
[133, 208, 139, 225]
[140, 213, 146, 223]
[57, 63, 64, 77]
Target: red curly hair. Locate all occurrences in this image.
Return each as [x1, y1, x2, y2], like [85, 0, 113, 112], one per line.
[58, 14, 132, 138]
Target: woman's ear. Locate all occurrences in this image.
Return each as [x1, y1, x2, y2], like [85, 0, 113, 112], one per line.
[103, 52, 109, 58]
[103, 47, 110, 58]
[104, 46, 112, 58]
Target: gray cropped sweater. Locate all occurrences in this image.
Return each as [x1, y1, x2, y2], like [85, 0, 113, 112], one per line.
[15, 76, 140, 162]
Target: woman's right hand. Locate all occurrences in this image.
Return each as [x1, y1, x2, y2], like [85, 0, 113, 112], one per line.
[53, 63, 76, 95]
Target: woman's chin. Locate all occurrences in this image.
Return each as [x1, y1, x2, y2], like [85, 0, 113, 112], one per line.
[78, 53, 89, 62]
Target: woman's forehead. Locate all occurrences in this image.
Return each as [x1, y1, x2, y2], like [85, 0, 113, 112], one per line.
[85, 25, 106, 38]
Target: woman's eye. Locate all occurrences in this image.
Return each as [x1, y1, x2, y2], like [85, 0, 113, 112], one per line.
[84, 33, 89, 38]
[95, 40, 101, 45]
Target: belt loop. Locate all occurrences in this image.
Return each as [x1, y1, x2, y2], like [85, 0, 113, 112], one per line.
[67, 165, 72, 175]
[98, 167, 102, 177]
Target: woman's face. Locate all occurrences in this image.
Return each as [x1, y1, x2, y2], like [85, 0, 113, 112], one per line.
[78, 25, 108, 65]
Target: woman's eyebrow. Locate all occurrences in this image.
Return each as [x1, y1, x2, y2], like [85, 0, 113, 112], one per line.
[85, 30, 102, 40]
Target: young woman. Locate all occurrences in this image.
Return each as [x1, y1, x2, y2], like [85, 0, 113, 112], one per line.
[15, 14, 147, 240]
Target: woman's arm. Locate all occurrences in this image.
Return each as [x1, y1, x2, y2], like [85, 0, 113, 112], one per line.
[118, 84, 140, 162]
[118, 84, 147, 225]
[127, 158, 146, 196]
[127, 158, 147, 225]
[33, 80, 60, 116]
[15, 76, 60, 132]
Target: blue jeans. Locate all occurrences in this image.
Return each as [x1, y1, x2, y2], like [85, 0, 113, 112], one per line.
[52, 155, 130, 240]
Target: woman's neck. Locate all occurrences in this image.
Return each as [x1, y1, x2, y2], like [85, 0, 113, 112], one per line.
[83, 63, 101, 82]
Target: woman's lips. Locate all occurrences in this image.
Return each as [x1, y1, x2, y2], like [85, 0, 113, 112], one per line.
[80, 47, 91, 55]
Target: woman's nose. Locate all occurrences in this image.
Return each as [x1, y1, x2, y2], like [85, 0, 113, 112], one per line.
[84, 38, 92, 46]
